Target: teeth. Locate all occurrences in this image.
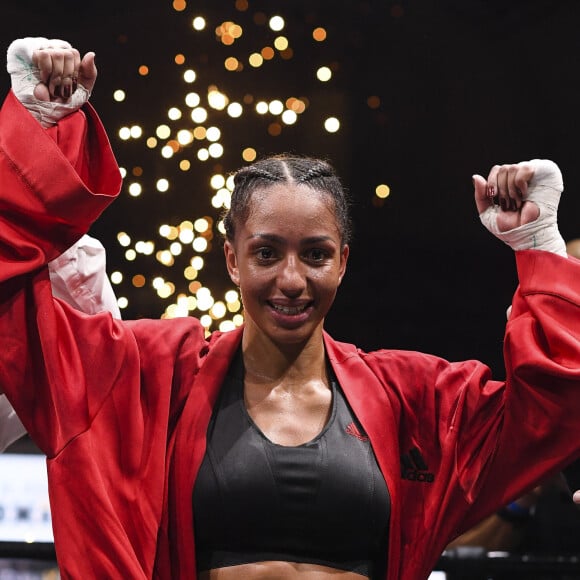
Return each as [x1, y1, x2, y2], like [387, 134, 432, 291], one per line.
[272, 304, 307, 315]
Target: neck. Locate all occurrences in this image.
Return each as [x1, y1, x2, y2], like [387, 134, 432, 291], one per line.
[241, 324, 327, 386]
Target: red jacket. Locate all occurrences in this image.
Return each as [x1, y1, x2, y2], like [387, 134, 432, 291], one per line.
[2, 91, 580, 580]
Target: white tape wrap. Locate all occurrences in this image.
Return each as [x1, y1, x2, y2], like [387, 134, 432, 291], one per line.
[6, 37, 90, 128]
[479, 159, 567, 257]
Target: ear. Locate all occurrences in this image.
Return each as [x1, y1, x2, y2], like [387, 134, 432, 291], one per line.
[338, 244, 349, 285]
[224, 240, 240, 286]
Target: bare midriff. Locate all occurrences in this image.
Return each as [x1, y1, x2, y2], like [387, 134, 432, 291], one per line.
[199, 562, 368, 579]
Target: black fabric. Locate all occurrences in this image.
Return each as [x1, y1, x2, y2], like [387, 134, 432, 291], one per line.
[520, 476, 580, 555]
[193, 350, 390, 578]
[563, 458, 580, 497]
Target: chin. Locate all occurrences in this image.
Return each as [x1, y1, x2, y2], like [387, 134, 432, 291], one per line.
[269, 324, 323, 348]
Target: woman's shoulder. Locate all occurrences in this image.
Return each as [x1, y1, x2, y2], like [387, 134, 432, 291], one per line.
[125, 316, 208, 353]
[324, 331, 443, 366]
[125, 317, 243, 361]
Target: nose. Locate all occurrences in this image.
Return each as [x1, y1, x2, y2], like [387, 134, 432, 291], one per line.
[278, 254, 307, 297]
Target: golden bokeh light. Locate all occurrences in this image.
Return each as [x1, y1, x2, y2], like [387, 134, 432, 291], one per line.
[191, 256, 205, 269]
[249, 53, 264, 68]
[268, 123, 282, 136]
[274, 36, 289, 51]
[207, 88, 228, 110]
[177, 129, 194, 145]
[316, 66, 332, 82]
[111, 271, 123, 284]
[119, 127, 131, 140]
[268, 100, 284, 115]
[261, 47, 275, 60]
[128, 182, 142, 197]
[312, 27, 327, 41]
[185, 92, 201, 107]
[225, 57, 240, 72]
[375, 184, 391, 199]
[132, 274, 146, 288]
[255, 101, 269, 114]
[130, 125, 143, 138]
[324, 117, 340, 133]
[193, 126, 207, 140]
[192, 16, 206, 31]
[242, 147, 257, 162]
[269, 16, 285, 31]
[156, 125, 171, 139]
[281, 110, 297, 125]
[117, 232, 131, 247]
[216, 21, 243, 45]
[156, 178, 170, 193]
[168, 107, 182, 121]
[183, 69, 197, 83]
[191, 107, 208, 123]
[227, 102, 243, 118]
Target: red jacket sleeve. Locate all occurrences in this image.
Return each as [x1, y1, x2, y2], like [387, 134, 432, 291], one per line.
[360, 250, 580, 574]
[0, 91, 123, 453]
[0, 90, 121, 276]
[449, 251, 580, 511]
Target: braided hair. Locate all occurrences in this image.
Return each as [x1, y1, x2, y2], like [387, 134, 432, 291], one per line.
[223, 155, 352, 245]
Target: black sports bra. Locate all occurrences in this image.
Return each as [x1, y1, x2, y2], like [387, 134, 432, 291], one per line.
[193, 351, 390, 578]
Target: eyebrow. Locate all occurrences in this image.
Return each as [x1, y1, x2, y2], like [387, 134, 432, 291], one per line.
[247, 233, 336, 244]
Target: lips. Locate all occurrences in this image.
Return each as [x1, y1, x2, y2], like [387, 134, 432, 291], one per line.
[270, 303, 310, 316]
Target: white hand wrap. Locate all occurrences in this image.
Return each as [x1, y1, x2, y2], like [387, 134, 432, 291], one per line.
[479, 159, 567, 257]
[6, 37, 90, 128]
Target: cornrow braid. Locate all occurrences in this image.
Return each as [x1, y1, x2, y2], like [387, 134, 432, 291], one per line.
[223, 154, 352, 245]
[296, 165, 334, 182]
[234, 165, 280, 185]
[290, 157, 333, 183]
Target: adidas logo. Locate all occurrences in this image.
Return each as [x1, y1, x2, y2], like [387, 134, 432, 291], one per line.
[345, 422, 369, 441]
[401, 447, 435, 483]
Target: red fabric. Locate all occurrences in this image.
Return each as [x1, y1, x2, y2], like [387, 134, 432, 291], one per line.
[2, 92, 580, 580]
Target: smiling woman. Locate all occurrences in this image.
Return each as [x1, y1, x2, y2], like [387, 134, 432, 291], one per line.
[225, 170, 349, 347]
[3, 36, 580, 580]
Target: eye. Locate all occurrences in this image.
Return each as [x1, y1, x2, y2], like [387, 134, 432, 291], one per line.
[304, 248, 328, 262]
[256, 247, 275, 261]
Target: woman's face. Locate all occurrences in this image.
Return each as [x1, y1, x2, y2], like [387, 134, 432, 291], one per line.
[224, 182, 349, 348]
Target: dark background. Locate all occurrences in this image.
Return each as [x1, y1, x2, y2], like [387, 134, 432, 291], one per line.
[3, 0, 580, 377]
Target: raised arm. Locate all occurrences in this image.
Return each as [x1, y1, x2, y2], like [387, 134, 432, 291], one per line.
[7, 37, 97, 127]
[474, 159, 566, 256]
[456, 159, 580, 523]
[0, 40, 120, 447]
[0, 38, 120, 276]
[0, 36, 122, 440]
[0, 233, 120, 452]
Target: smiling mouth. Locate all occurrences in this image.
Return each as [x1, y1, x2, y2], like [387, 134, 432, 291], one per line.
[270, 303, 311, 315]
